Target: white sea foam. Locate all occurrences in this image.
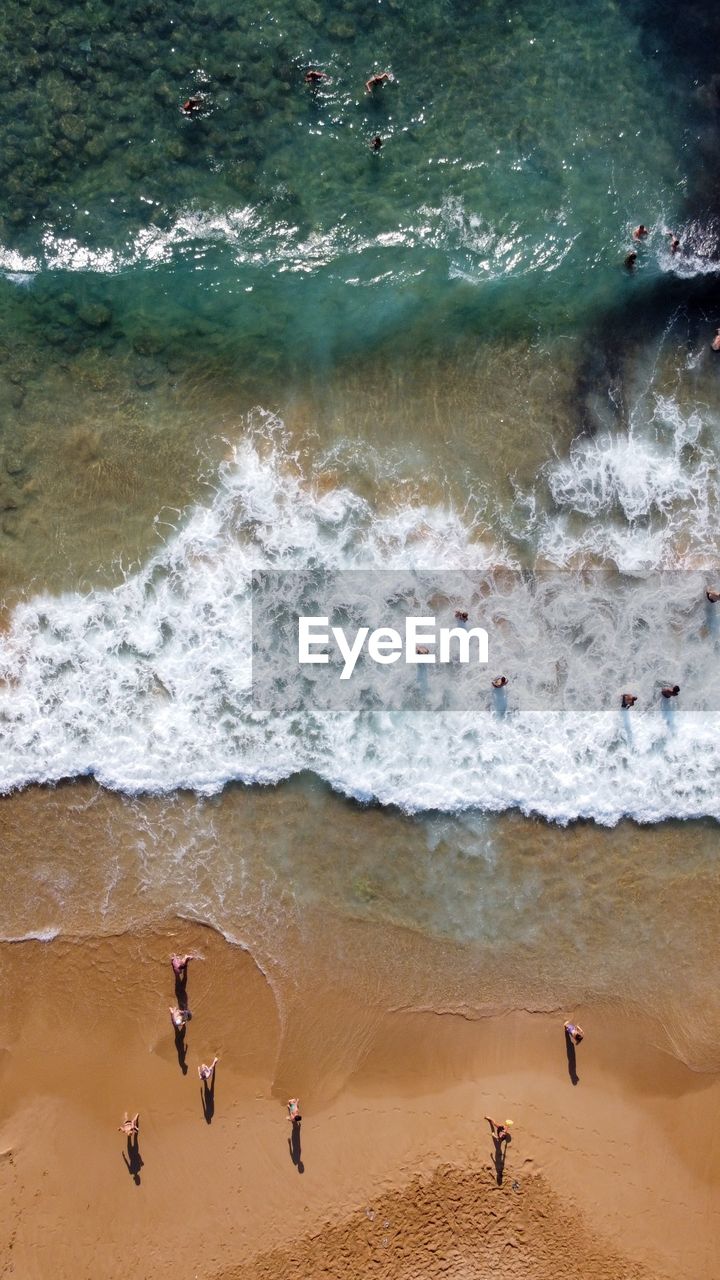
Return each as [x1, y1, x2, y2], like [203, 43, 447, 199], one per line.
[0, 406, 719, 824]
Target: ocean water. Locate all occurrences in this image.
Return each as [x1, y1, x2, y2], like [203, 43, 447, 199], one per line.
[1, 0, 720, 1023]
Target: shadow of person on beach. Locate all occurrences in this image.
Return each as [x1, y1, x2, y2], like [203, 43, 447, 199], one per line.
[491, 1134, 509, 1185]
[122, 1132, 144, 1185]
[288, 1120, 304, 1174]
[565, 1027, 579, 1085]
[174, 1025, 188, 1075]
[175, 970, 189, 1009]
[201, 1074, 216, 1124]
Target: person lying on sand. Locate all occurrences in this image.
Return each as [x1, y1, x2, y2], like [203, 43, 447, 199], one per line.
[621, 693, 637, 708]
[660, 685, 680, 699]
[564, 1020, 584, 1045]
[484, 1116, 513, 1141]
[198, 1057, 218, 1083]
[170, 1006, 192, 1030]
[118, 1112, 139, 1136]
[287, 1098, 302, 1124]
[492, 676, 508, 689]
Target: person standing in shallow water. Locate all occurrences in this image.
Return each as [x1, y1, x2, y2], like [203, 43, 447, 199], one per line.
[564, 1020, 584, 1046]
[621, 692, 637, 708]
[660, 685, 680, 699]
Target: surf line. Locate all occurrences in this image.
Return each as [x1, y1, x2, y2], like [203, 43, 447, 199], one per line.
[298, 616, 489, 680]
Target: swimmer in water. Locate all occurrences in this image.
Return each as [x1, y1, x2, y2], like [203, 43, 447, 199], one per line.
[711, 329, 720, 352]
[370, 134, 383, 151]
[181, 96, 204, 115]
[706, 589, 720, 603]
[492, 676, 508, 689]
[621, 693, 637, 708]
[633, 224, 648, 240]
[660, 685, 680, 699]
[304, 68, 328, 86]
[416, 645, 431, 656]
[454, 610, 469, 622]
[365, 71, 393, 93]
[624, 250, 637, 270]
[670, 235, 680, 254]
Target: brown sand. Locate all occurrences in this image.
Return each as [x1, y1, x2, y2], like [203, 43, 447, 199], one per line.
[0, 925, 718, 1280]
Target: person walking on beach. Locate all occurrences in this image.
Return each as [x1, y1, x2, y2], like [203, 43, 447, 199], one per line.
[485, 1116, 512, 1184]
[198, 1057, 218, 1083]
[660, 685, 680, 699]
[118, 1112, 139, 1136]
[170, 1005, 192, 1030]
[564, 1020, 584, 1046]
[287, 1097, 302, 1124]
[171, 954, 196, 980]
[484, 1116, 512, 1142]
[366, 71, 394, 93]
[621, 692, 637, 708]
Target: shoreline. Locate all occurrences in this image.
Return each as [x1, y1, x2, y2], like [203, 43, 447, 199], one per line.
[0, 926, 717, 1278]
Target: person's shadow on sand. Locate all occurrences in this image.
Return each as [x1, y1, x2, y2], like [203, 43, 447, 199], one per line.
[491, 1134, 510, 1185]
[122, 1133, 144, 1185]
[288, 1120, 304, 1174]
[565, 1027, 579, 1086]
[201, 1075, 216, 1124]
[174, 1025, 188, 1075]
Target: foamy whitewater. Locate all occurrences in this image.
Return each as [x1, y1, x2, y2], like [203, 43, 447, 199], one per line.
[1, 382, 720, 825]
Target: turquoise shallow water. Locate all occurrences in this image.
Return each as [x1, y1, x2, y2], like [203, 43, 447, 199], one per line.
[0, 0, 716, 383]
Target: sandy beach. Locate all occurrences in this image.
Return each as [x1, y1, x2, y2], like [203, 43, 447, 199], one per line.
[0, 924, 717, 1280]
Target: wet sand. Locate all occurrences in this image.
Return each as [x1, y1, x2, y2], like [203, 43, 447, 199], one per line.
[0, 925, 717, 1279]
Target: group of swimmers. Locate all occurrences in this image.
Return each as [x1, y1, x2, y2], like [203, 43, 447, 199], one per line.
[624, 222, 679, 271]
[181, 66, 394, 152]
[447, 592, 720, 707]
[626, 227, 720, 345]
[305, 67, 392, 152]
